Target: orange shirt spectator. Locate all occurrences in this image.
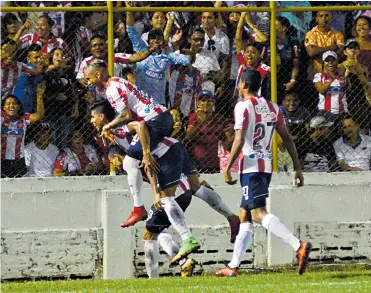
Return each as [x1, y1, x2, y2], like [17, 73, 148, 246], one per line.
[305, 11, 344, 79]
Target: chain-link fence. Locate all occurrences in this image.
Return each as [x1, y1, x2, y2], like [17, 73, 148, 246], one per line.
[1, 2, 371, 178]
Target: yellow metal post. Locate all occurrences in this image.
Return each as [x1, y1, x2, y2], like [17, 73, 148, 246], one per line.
[107, 1, 114, 76]
[270, 1, 278, 172]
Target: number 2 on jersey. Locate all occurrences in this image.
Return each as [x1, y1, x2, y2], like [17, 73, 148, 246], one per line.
[253, 122, 276, 151]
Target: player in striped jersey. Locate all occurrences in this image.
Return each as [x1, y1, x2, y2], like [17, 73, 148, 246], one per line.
[216, 70, 311, 277]
[90, 100, 240, 244]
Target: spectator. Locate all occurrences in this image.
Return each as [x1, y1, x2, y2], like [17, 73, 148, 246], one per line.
[24, 122, 59, 177]
[201, 11, 230, 93]
[1, 84, 45, 178]
[313, 51, 348, 122]
[126, 15, 193, 105]
[305, 11, 344, 79]
[169, 108, 186, 141]
[1, 14, 30, 42]
[218, 124, 239, 174]
[351, 16, 371, 80]
[185, 26, 220, 95]
[13, 44, 45, 113]
[77, 34, 154, 86]
[53, 129, 104, 176]
[18, 15, 70, 56]
[333, 115, 371, 171]
[302, 116, 338, 173]
[235, 42, 270, 99]
[44, 47, 78, 149]
[185, 90, 227, 173]
[267, 16, 300, 104]
[339, 40, 371, 129]
[169, 26, 203, 116]
[63, 11, 95, 74]
[1, 38, 24, 98]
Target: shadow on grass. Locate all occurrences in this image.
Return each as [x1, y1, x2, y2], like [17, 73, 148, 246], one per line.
[327, 272, 371, 279]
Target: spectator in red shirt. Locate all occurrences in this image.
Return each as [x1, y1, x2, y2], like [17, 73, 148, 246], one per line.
[1, 83, 45, 178]
[185, 90, 227, 173]
[53, 129, 104, 176]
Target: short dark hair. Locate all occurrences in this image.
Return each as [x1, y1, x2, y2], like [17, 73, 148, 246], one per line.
[90, 100, 116, 122]
[242, 70, 261, 92]
[277, 16, 290, 29]
[91, 34, 106, 43]
[355, 15, 371, 28]
[38, 15, 55, 27]
[108, 145, 126, 158]
[188, 25, 204, 38]
[27, 44, 42, 54]
[148, 29, 164, 41]
[3, 13, 18, 25]
[343, 114, 356, 122]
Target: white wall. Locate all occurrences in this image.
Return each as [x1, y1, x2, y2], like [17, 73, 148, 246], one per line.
[1, 172, 371, 280]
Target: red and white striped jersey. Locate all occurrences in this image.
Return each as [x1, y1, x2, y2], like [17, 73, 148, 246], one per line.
[77, 53, 132, 79]
[313, 72, 348, 114]
[234, 96, 285, 174]
[19, 33, 69, 55]
[1, 61, 24, 97]
[1, 112, 31, 160]
[111, 125, 133, 152]
[105, 77, 167, 121]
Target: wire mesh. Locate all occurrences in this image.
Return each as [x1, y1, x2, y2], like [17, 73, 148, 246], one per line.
[1, 2, 370, 178]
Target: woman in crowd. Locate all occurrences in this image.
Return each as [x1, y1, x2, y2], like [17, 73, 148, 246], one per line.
[1, 14, 31, 42]
[1, 83, 45, 178]
[53, 129, 104, 176]
[18, 15, 70, 55]
[44, 47, 79, 149]
[352, 16, 371, 80]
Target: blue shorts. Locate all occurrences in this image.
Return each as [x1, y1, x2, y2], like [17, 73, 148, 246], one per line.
[145, 190, 192, 235]
[126, 111, 174, 160]
[157, 142, 197, 191]
[240, 172, 272, 210]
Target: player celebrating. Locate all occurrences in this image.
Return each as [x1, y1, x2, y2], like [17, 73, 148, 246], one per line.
[90, 100, 240, 243]
[84, 59, 174, 228]
[216, 70, 312, 277]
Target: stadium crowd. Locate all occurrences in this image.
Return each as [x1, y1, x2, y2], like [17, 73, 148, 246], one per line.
[1, 1, 371, 178]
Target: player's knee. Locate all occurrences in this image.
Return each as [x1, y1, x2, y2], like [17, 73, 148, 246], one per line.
[251, 207, 267, 224]
[188, 174, 201, 192]
[143, 228, 158, 240]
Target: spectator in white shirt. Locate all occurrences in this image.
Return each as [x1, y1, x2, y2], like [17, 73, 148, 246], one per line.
[24, 123, 59, 177]
[333, 115, 371, 171]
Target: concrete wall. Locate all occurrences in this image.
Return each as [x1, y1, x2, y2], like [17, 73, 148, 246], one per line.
[1, 172, 371, 280]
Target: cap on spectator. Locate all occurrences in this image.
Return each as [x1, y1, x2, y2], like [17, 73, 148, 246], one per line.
[345, 39, 360, 49]
[198, 90, 214, 100]
[309, 116, 334, 129]
[322, 51, 338, 61]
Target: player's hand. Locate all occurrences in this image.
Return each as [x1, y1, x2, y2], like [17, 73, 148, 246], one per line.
[140, 154, 160, 176]
[154, 193, 163, 211]
[100, 128, 115, 146]
[293, 169, 304, 187]
[224, 170, 238, 185]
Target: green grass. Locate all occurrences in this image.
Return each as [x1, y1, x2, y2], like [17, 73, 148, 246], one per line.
[2, 270, 371, 293]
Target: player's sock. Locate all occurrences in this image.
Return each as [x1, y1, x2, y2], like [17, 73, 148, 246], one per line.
[160, 197, 192, 241]
[262, 213, 301, 251]
[123, 156, 144, 207]
[158, 229, 179, 257]
[228, 222, 253, 268]
[144, 240, 160, 278]
[194, 186, 234, 219]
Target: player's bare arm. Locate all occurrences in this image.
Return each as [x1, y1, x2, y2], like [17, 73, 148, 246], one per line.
[276, 123, 304, 187]
[224, 129, 246, 185]
[101, 107, 132, 133]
